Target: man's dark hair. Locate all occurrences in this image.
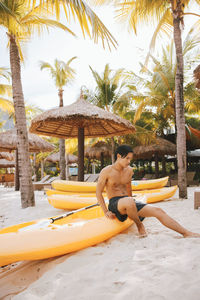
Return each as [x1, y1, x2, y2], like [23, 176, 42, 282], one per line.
[115, 145, 133, 161]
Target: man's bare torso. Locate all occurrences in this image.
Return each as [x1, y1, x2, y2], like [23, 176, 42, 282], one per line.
[103, 165, 133, 199]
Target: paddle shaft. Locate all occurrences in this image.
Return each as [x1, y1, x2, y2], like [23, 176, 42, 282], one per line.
[49, 203, 99, 223]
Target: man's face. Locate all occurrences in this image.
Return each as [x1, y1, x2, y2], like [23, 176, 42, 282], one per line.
[117, 152, 133, 167]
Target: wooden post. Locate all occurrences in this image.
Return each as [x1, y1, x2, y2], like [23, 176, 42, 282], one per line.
[41, 159, 44, 179]
[78, 127, 84, 181]
[33, 153, 37, 182]
[194, 190, 200, 209]
[155, 154, 159, 178]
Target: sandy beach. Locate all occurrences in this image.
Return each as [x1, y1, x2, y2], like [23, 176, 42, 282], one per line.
[0, 185, 200, 300]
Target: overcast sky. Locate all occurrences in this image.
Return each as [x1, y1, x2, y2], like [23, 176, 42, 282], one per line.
[0, 4, 199, 111]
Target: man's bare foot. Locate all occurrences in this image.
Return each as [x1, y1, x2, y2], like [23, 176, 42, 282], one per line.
[137, 223, 147, 238]
[183, 231, 200, 238]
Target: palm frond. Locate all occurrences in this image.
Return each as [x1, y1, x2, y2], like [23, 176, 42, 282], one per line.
[0, 84, 12, 97]
[0, 98, 14, 113]
[37, 0, 118, 49]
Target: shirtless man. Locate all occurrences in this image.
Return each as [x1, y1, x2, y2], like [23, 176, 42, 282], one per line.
[96, 144, 200, 238]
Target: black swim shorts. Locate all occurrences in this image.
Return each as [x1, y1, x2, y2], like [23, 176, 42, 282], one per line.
[108, 195, 147, 222]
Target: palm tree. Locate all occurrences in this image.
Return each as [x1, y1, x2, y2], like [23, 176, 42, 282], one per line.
[95, 0, 200, 198]
[88, 64, 132, 162]
[0, 0, 117, 208]
[39, 57, 77, 180]
[0, 1, 79, 208]
[130, 33, 200, 132]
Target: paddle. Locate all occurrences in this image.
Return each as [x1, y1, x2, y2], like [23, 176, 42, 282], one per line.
[20, 203, 100, 231]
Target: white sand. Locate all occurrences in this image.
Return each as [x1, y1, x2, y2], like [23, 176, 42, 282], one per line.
[1, 185, 200, 300]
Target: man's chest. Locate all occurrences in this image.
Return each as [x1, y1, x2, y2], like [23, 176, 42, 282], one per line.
[108, 170, 130, 185]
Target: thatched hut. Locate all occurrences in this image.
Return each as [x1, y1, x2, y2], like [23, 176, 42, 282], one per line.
[85, 141, 112, 170]
[30, 95, 135, 181]
[133, 138, 176, 178]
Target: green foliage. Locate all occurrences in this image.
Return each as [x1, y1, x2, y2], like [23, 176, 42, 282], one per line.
[39, 57, 77, 90]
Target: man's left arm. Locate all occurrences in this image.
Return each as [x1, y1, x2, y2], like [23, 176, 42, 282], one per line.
[126, 168, 133, 196]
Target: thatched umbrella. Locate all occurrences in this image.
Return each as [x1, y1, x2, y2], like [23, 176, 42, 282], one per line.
[0, 129, 54, 152]
[45, 152, 78, 164]
[45, 152, 78, 179]
[133, 137, 176, 178]
[30, 95, 135, 181]
[0, 152, 15, 161]
[0, 129, 55, 190]
[85, 141, 112, 170]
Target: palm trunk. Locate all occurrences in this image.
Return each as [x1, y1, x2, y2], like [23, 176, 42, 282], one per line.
[171, 1, 187, 198]
[58, 88, 66, 180]
[111, 137, 115, 163]
[9, 34, 35, 208]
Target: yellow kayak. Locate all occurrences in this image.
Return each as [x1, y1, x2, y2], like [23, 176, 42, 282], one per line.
[51, 176, 169, 193]
[45, 189, 107, 197]
[132, 176, 169, 191]
[0, 205, 133, 267]
[48, 186, 178, 210]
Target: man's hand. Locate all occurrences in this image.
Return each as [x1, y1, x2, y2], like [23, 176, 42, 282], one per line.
[105, 211, 116, 219]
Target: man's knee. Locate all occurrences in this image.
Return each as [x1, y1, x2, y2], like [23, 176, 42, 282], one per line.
[126, 197, 137, 213]
[118, 197, 137, 215]
[126, 197, 137, 211]
[153, 207, 166, 217]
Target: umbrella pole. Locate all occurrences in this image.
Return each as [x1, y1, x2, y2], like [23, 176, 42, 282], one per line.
[78, 127, 84, 181]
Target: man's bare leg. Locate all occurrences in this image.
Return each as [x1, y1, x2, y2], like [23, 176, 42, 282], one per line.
[138, 205, 200, 238]
[118, 197, 147, 237]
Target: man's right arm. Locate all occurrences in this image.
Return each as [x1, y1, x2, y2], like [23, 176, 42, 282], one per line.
[96, 169, 115, 219]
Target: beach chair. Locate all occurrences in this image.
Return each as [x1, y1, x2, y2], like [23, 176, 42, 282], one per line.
[84, 174, 91, 181]
[86, 174, 99, 182]
[34, 175, 51, 184]
[33, 176, 58, 191]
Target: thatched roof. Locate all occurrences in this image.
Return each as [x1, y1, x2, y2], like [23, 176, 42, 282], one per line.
[0, 159, 15, 168]
[29, 97, 135, 138]
[132, 137, 176, 160]
[0, 152, 14, 161]
[85, 141, 112, 159]
[45, 152, 78, 164]
[0, 129, 55, 152]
